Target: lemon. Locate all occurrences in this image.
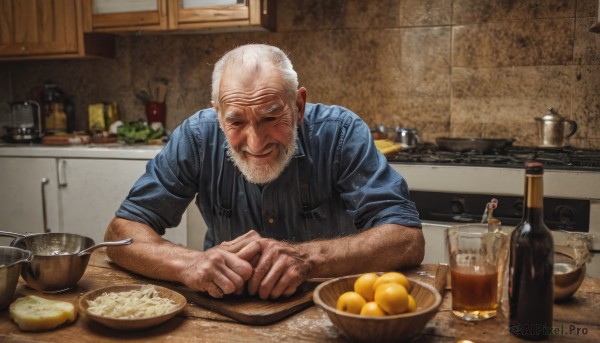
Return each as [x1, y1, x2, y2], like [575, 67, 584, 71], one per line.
[354, 273, 380, 302]
[372, 271, 410, 292]
[374, 283, 409, 315]
[360, 301, 386, 317]
[336, 291, 367, 314]
[407, 294, 417, 313]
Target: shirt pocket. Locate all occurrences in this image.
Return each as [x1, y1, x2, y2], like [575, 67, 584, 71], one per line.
[300, 200, 355, 240]
[210, 204, 233, 244]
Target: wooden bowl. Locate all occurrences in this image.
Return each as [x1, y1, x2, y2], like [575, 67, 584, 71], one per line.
[313, 275, 442, 343]
[79, 284, 186, 331]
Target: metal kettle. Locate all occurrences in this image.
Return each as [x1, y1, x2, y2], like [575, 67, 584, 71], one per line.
[534, 107, 577, 147]
[6, 100, 43, 142]
[395, 127, 420, 149]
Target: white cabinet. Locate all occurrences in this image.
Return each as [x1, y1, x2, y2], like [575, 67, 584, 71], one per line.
[0, 153, 190, 247]
[0, 157, 59, 245]
[56, 158, 187, 245]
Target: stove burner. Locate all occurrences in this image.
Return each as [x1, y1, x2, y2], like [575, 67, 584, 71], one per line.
[387, 144, 600, 171]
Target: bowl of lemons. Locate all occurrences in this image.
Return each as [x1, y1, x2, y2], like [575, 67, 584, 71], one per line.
[313, 272, 442, 343]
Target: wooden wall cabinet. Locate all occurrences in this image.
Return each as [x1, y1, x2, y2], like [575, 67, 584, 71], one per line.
[83, 0, 275, 33]
[0, 0, 114, 61]
[591, 0, 600, 33]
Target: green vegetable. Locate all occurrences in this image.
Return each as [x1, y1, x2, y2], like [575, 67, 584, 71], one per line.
[116, 120, 165, 144]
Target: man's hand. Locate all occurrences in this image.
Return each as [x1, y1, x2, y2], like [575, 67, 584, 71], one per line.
[218, 230, 262, 254]
[237, 238, 312, 300]
[180, 248, 254, 298]
[105, 217, 255, 299]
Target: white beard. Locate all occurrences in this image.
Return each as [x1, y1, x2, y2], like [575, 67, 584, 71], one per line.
[227, 127, 298, 185]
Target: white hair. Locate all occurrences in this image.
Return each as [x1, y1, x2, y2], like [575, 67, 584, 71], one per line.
[211, 44, 298, 109]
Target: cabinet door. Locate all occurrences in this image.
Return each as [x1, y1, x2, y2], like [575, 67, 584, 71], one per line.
[83, 0, 274, 33]
[0, 0, 79, 57]
[168, 0, 273, 30]
[83, 0, 168, 32]
[0, 157, 60, 245]
[57, 158, 187, 246]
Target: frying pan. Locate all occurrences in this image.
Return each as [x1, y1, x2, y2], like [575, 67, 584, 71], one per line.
[436, 137, 514, 153]
[0, 231, 132, 292]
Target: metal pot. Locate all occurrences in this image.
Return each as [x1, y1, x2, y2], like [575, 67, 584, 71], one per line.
[370, 124, 397, 141]
[395, 127, 420, 149]
[535, 107, 577, 148]
[436, 137, 514, 154]
[0, 231, 132, 292]
[0, 247, 32, 309]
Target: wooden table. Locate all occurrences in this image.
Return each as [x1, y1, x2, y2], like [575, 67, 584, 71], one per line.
[1, 250, 599, 342]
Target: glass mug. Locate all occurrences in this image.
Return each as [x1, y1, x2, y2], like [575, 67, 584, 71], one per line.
[446, 224, 510, 321]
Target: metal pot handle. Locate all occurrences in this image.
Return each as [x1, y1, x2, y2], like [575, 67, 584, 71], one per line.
[564, 120, 577, 138]
[0, 231, 27, 238]
[77, 237, 134, 256]
[20, 250, 34, 264]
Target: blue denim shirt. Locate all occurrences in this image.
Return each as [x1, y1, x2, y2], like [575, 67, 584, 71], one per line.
[116, 103, 421, 250]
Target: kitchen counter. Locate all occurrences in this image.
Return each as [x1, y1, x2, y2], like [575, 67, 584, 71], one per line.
[1, 250, 599, 342]
[0, 144, 162, 160]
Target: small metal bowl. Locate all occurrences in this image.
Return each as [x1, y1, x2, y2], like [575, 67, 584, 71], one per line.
[552, 230, 592, 302]
[0, 231, 132, 292]
[554, 252, 586, 301]
[0, 247, 32, 309]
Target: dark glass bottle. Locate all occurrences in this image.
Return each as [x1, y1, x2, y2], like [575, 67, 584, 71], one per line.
[508, 161, 554, 340]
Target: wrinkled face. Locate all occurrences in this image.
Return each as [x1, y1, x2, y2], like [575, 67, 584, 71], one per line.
[214, 63, 299, 185]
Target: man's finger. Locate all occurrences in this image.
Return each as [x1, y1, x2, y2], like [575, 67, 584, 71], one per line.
[236, 240, 262, 262]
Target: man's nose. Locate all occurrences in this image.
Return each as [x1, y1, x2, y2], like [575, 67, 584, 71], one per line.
[245, 122, 268, 152]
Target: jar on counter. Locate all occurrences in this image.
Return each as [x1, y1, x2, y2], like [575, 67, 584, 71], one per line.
[45, 102, 67, 133]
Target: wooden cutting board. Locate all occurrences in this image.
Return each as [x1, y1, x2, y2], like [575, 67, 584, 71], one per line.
[87, 251, 448, 326]
[168, 282, 318, 325]
[86, 252, 317, 325]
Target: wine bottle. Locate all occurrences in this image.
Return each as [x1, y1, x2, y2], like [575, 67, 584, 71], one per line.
[508, 161, 554, 340]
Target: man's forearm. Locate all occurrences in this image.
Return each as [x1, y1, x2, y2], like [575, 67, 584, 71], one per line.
[104, 217, 199, 283]
[300, 224, 425, 278]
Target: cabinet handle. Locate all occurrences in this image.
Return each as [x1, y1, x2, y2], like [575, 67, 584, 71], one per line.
[58, 159, 68, 187]
[41, 178, 50, 233]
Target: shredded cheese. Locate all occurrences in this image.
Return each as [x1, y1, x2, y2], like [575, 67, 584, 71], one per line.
[86, 285, 179, 319]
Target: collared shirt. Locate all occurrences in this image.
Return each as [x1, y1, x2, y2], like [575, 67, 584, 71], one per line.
[116, 103, 421, 250]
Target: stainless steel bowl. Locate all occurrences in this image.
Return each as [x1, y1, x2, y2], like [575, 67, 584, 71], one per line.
[0, 247, 32, 309]
[0, 231, 132, 292]
[552, 230, 592, 302]
[554, 252, 586, 301]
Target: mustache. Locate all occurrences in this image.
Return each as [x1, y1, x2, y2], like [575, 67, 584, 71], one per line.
[240, 144, 275, 156]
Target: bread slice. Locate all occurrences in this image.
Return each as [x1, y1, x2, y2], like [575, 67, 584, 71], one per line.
[9, 295, 77, 331]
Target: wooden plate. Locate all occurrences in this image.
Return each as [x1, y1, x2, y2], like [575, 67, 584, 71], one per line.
[78, 284, 186, 331]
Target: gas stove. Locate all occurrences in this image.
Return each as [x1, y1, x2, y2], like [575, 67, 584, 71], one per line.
[387, 144, 600, 171]
[387, 144, 600, 271]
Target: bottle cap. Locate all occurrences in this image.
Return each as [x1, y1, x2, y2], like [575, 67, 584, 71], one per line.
[525, 161, 544, 174]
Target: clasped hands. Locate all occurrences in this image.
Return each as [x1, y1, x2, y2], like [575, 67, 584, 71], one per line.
[185, 230, 311, 299]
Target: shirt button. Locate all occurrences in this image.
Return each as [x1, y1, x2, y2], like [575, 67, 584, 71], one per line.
[267, 217, 275, 224]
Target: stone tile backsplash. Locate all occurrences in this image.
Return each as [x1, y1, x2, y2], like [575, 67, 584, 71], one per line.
[1, 0, 598, 148]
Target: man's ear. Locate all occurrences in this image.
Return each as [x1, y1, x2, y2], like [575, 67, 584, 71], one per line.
[295, 87, 307, 125]
[211, 100, 218, 112]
